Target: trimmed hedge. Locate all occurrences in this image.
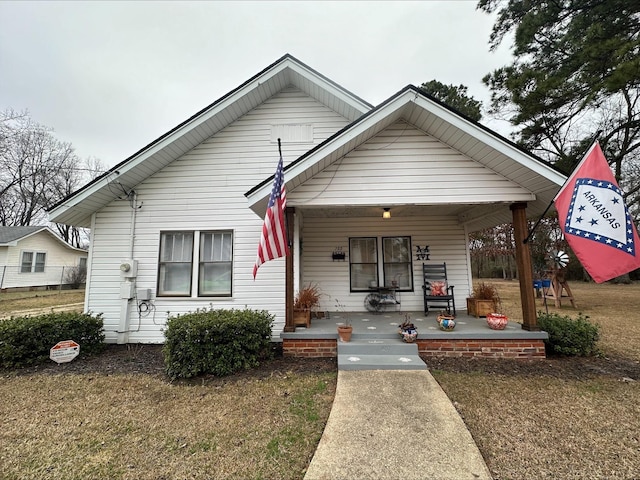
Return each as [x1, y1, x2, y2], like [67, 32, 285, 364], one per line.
[537, 312, 600, 356]
[163, 308, 274, 380]
[0, 311, 105, 369]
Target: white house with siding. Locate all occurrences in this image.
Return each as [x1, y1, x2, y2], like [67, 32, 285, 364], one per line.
[0, 226, 87, 290]
[49, 54, 566, 344]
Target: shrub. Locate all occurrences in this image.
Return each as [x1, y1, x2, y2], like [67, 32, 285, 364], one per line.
[64, 265, 87, 289]
[163, 307, 274, 380]
[537, 312, 600, 356]
[0, 311, 105, 369]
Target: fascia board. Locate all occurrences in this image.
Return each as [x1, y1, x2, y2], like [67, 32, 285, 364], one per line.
[411, 95, 567, 186]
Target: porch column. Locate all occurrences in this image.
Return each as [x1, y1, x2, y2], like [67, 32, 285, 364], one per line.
[510, 202, 539, 331]
[284, 206, 296, 332]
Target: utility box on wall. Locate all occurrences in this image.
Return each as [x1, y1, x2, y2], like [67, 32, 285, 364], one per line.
[137, 288, 151, 301]
[120, 282, 135, 299]
[119, 259, 138, 278]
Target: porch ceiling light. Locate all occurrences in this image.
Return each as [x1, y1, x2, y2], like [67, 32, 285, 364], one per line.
[383, 208, 391, 219]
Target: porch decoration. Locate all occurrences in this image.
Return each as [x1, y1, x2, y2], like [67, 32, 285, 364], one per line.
[486, 313, 509, 330]
[293, 283, 322, 328]
[437, 312, 456, 331]
[415, 245, 430, 261]
[398, 314, 418, 343]
[332, 247, 345, 261]
[466, 282, 500, 318]
[337, 323, 353, 342]
[335, 298, 352, 342]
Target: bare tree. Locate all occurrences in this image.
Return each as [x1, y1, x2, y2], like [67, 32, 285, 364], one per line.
[1, 109, 107, 248]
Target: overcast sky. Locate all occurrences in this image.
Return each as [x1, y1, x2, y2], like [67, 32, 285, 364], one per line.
[0, 1, 514, 168]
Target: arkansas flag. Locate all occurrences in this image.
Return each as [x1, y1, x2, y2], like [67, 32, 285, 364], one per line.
[253, 149, 289, 279]
[554, 142, 640, 283]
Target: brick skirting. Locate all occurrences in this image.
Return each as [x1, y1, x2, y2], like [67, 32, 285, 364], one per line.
[417, 339, 546, 358]
[283, 339, 337, 358]
[282, 338, 546, 359]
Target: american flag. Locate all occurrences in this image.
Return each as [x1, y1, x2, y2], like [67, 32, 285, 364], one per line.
[253, 149, 289, 279]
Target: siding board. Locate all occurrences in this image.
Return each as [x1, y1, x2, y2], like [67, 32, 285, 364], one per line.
[87, 88, 351, 342]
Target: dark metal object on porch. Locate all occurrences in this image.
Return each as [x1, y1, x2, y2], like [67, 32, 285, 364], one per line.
[422, 263, 456, 316]
[364, 286, 400, 313]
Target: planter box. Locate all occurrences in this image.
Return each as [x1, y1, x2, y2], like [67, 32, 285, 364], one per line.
[466, 298, 496, 318]
[293, 309, 311, 328]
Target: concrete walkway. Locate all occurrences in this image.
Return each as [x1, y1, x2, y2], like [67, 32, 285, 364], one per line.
[304, 369, 492, 480]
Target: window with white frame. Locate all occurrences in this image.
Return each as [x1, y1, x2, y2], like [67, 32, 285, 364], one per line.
[20, 251, 46, 273]
[349, 236, 413, 292]
[198, 231, 233, 296]
[158, 231, 233, 297]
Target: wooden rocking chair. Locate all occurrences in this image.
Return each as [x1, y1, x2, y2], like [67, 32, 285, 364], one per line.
[422, 263, 456, 316]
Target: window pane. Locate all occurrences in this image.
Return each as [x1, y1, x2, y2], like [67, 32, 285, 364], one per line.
[384, 262, 412, 288]
[350, 263, 377, 290]
[159, 263, 191, 295]
[199, 262, 232, 295]
[351, 238, 376, 263]
[200, 232, 232, 262]
[383, 237, 410, 262]
[162, 233, 193, 262]
[21, 252, 33, 273]
[35, 252, 46, 272]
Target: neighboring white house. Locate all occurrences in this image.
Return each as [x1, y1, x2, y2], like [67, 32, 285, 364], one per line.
[0, 226, 88, 290]
[48, 54, 566, 344]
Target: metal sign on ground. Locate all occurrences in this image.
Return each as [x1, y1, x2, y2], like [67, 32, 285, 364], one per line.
[50, 340, 80, 364]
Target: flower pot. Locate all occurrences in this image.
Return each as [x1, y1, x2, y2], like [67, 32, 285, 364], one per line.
[437, 315, 456, 331]
[293, 309, 311, 328]
[466, 298, 496, 318]
[486, 313, 509, 330]
[337, 325, 353, 342]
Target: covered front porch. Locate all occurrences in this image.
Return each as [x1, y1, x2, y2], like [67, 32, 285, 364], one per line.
[281, 310, 548, 360]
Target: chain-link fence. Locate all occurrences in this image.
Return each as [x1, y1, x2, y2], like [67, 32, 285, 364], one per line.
[0, 265, 86, 290]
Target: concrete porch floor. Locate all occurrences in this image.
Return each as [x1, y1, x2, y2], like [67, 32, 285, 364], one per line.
[281, 310, 549, 341]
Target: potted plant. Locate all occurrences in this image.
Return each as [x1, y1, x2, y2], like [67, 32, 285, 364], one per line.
[334, 298, 352, 342]
[293, 283, 321, 327]
[398, 313, 418, 342]
[466, 282, 500, 318]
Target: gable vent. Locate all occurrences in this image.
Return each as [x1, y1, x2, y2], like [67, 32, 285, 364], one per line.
[271, 124, 313, 143]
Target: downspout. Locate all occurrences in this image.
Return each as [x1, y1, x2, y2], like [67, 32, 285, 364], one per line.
[84, 213, 96, 312]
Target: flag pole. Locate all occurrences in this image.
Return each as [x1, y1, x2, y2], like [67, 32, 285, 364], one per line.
[277, 138, 292, 250]
[523, 131, 602, 244]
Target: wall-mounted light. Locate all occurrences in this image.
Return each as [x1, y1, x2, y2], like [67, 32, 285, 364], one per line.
[382, 208, 391, 219]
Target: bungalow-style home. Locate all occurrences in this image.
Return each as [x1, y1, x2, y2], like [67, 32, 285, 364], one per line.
[49, 54, 566, 353]
[0, 226, 87, 291]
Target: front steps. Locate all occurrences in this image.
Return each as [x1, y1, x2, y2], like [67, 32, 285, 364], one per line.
[337, 336, 428, 371]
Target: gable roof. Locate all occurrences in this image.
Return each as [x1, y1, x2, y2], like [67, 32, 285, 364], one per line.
[48, 54, 373, 228]
[0, 225, 87, 252]
[0, 226, 45, 245]
[246, 85, 567, 231]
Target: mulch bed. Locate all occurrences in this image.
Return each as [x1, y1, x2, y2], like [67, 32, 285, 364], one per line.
[7, 343, 638, 384]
